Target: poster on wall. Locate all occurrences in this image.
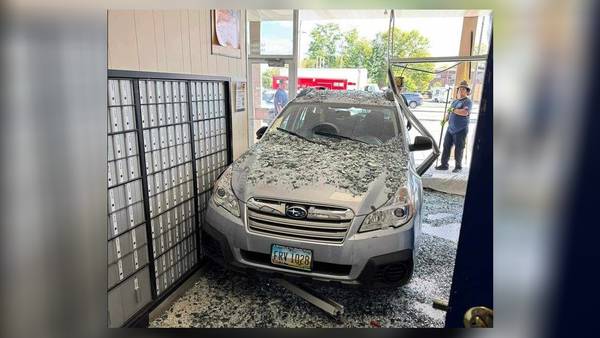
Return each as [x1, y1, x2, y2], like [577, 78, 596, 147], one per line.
[234, 81, 246, 112]
[211, 10, 241, 58]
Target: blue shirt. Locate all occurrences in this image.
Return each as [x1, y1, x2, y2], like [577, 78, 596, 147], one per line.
[274, 88, 289, 114]
[447, 97, 472, 134]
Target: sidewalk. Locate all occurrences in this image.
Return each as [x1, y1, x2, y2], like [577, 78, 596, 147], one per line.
[422, 165, 469, 196]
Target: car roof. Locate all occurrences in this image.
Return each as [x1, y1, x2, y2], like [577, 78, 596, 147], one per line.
[294, 89, 395, 107]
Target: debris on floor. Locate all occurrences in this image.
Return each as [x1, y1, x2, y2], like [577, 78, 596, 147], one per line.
[150, 189, 463, 328]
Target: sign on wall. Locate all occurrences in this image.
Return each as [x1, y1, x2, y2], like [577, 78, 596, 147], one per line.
[211, 9, 242, 58]
[234, 81, 246, 112]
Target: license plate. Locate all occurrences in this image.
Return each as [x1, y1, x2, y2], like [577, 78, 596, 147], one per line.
[270, 244, 313, 271]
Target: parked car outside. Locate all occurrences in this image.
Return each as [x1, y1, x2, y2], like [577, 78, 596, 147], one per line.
[401, 92, 423, 108]
[203, 89, 434, 288]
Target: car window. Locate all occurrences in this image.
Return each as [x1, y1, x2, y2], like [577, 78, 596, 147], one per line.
[270, 102, 399, 145]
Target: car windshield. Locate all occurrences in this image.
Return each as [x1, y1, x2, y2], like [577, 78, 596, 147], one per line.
[268, 102, 400, 145]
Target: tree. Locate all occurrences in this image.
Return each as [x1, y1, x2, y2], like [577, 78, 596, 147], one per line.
[368, 28, 434, 92]
[306, 23, 343, 68]
[339, 29, 372, 69]
[261, 67, 280, 89]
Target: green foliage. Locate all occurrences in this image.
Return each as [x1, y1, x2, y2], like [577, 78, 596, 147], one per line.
[307, 23, 344, 68]
[261, 68, 280, 89]
[339, 29, 372, 68]
[305, 24, 435, 92]
[370, 28, 434, 91]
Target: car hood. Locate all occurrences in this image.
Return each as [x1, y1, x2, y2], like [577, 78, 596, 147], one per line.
[230, 130, 409, 216]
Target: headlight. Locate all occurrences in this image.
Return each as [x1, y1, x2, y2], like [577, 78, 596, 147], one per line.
[212, 166, 240, 217]
[359, 187, 414, 233]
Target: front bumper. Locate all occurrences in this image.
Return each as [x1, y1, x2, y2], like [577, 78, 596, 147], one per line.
[203, 199, 415, 287]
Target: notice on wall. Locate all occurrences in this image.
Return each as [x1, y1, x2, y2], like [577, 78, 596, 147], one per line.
[234, 81, 246, 112]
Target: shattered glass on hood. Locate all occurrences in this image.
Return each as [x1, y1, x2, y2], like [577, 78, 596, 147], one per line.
[294, 89, 395, 107]
[232, 130, 408, 198]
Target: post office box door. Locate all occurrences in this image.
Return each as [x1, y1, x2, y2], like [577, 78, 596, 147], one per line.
[108, 185, 125, 212]
[138, 105, 147, 129]
[169, 147, 176, 167]
[165, 103, 173, 125]
[157, 103, 166, 126]
[128, 203, 144, 228]
[171, 82, 180, 102]
[164, 81, 172, 102]
[152, 151, 161, 172]
[142, 129, 150, 153]
[146, 80, 155, 104]
[156, 81, 164, 103]
[130, 225, 147, 249]
[108, 281, 124, 327]
[159, 127, 168, 150]
[161, 170, 170, 191]
[119, 80, 133, 106]
[169, 103, 178, 125]
[108, 239, 118, 266]
[150, 129, 159, 151]
[173, 102, 181, 124]
[127, 157, 139, 181]
[138, 80, 147, 104]
[160, 148, 169, 170]
[116, 231, 133, 260]
[112, 133, 125, 160]
[115, 159, 128, 185]
[180, 103, 188, 123]
[179, 81, 187, 102]
[149, 105, 158, 128]
[121, 267, 152, 320]
[122, 106, 135, 131]
[125, 132, 138, 157]
[109, 107, 123, 134]
[108, 135, 115, 161]
[108, 80, 121, 106]
[174, 125, 183, 145]
[183, 145, 191, 162]
[167, 126, 175, 147]
[108, 262, 120, 289]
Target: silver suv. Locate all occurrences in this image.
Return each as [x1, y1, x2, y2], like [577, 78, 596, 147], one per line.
[203, 88, 436, 287]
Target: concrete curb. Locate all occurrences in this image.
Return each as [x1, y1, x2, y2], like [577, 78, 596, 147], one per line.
[422, 167, 469, 196]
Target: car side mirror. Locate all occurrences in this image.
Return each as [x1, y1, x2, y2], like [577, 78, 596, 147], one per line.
[409, 136, 433, 152]
[256, 126, 268, 139]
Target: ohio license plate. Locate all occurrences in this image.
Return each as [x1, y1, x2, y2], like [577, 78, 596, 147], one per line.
[270, 244, 313, 271]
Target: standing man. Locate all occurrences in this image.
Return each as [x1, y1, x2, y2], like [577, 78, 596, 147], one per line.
[273, 79, 289, 117]
[435, 80, 473, 173]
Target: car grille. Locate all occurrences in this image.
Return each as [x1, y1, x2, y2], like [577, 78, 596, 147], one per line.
[245, 198, 354, 244]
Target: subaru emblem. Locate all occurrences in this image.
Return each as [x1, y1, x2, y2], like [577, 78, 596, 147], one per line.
[286, 205, 307, 219]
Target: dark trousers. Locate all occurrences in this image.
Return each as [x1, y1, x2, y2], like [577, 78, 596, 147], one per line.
[441, 128, 468, 168]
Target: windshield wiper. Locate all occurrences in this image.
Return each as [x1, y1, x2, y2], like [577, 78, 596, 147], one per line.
[276, 127, 324, 145]
[313, 131, 369, 144]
